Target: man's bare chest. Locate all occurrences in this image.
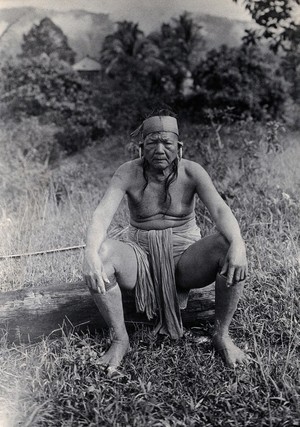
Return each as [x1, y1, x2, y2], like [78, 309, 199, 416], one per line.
[127, 178, 195, 218]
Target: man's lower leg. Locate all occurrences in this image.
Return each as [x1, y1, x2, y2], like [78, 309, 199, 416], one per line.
[91, 280, 130, 370]
[212, 273, 247, 367]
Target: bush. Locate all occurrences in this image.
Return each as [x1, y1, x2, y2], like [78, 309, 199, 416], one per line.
[191, 44, 290, 121]
[1, 55, 108, 153]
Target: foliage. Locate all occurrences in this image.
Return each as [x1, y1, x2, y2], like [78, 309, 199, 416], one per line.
[0, 121, 299, 426]
[233, 0, 300, 52]
[100, 21, 160, 88]
[101, 13, 204, 99]
[1, 55, 108, 154]
[234, 1, 300, 105]
[20, 17, 76, 64]
[191, 44, 290, 121]
[148, 12, 205, 94]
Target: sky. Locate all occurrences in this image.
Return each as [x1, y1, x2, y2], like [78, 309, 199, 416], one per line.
[0, 0, 252, 31]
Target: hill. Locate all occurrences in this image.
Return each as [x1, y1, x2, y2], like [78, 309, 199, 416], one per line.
[195, 13, 255, 50]
[0, 7, 255, 62]
[0, 7, 114, 61]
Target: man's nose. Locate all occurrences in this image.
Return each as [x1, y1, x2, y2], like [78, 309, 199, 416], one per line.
[155, 143, 164, 153]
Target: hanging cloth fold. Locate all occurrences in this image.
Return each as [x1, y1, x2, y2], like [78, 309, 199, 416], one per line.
[127, 219, 201, 340]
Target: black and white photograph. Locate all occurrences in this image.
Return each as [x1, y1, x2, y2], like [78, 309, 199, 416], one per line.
[0, 0, 299, 425]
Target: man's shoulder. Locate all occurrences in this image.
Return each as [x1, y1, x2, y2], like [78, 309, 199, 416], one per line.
[115, 159, 142, 175]
[113, 159, 142, 183]
[181, 158, 206, 177]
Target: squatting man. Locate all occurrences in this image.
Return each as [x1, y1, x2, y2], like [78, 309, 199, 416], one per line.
[83, 113, 248, 375]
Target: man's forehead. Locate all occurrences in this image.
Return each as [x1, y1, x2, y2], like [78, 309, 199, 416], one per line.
[144, 131, 178, 141]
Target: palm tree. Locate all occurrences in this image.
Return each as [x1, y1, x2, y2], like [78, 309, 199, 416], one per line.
[101, 21, 160, 79]
[148, 12, 204, 93]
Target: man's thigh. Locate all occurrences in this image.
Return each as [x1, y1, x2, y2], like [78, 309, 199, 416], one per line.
[175, 233, 228, 290]
[100, 239, 137, 291]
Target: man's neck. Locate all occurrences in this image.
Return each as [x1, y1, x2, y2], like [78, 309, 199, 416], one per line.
[147, 165, 173, 182]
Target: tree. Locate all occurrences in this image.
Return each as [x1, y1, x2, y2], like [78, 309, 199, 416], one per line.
[1, 55, 108, 153]
[234, 1, 300, 102]
[233, 0, 300, 51]
[99, 20, 166, 121]
[148, 12, 204, 94]
[192, 44, 289, 120]
[100, 21, 160, 83]
[21, 17, 75, 64]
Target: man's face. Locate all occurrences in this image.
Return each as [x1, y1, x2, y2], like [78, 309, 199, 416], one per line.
[143, 131, 179, 170]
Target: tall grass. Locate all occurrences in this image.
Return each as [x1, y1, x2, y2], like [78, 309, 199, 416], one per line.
[0, 118, 299, 426]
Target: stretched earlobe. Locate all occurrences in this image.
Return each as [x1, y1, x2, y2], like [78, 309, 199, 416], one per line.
[178, 147, 183, 161]
[138, 142, 144, 159]
[178, 141, 183, 161]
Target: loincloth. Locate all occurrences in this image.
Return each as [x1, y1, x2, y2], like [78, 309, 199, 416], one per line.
[126, 218, 201, 339]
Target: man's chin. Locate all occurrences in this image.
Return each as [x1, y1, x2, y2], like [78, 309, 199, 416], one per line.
[151, 159, 168, 168]
[153, 163, 169, 170]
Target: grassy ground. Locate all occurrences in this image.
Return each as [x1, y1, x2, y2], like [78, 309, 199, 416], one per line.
[0, 118, 299, 426]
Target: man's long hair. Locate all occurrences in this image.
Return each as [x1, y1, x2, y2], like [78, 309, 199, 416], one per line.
[141, 108, 179, 209]
[142, 157, 179, 204]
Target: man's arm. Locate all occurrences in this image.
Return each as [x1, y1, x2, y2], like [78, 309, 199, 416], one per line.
[84, 163, 130, 293]
[191, 162, 248, 285]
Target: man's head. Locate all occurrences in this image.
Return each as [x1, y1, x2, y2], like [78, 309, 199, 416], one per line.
[137, 115, 183, 170]
[142, 115, 179, 139]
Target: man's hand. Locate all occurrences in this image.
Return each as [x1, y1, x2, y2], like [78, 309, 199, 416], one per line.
[83, 251, 110, 294]
[220, 239, 248, 287]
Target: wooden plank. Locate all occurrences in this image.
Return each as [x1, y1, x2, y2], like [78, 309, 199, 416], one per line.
[0, 282, 215, 343]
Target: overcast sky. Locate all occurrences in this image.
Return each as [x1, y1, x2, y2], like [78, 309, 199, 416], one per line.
[0, 0, 252, 29]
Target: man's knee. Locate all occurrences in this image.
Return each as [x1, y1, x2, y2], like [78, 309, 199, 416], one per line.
[99, 239, 116, 262]
[99, 239, 118, 277]
[215, 233, 229, 253]
[214, 233, 229, 267]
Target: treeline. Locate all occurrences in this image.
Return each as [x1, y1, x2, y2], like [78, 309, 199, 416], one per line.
[0, 8, 299, 155]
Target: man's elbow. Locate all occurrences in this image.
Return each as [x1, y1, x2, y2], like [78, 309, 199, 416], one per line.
[213, 203, 233, 223]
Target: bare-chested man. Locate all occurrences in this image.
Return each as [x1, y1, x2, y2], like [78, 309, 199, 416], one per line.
[83, 113, 248, 375]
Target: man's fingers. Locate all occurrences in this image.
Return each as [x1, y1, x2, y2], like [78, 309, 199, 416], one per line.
[85, 274, 106, 294]
[95, 275, 106, 294]
[220, 258, 229, 276]
[234, 268, 242, 283]
[226, 267, 235, 286]
[85, 275, 92, 289]
[102, 270, 110, 284]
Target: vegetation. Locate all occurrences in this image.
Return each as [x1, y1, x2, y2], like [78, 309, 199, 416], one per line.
[21, 17, 76, 64]
[1, 55, 108, 155]
[191, 44, 289, 121]
[1, 10, 299, 153]
[0, 8, 299, 426]
[0, 117, 299, 426]
[233, 0, 300, 51]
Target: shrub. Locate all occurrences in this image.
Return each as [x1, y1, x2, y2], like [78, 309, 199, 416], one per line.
[191, 44, 290, 121]
[1, 55, 108, 154]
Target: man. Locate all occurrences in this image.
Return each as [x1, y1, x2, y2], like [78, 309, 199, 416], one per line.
[83, 112, 248, 375]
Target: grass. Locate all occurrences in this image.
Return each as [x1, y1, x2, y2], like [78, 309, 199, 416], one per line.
[0, 117, 299, 426]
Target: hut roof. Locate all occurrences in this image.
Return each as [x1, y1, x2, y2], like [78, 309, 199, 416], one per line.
[73, 56, 101, 71]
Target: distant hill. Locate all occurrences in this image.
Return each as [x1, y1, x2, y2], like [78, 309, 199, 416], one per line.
[195, 14, 255, 50]
[0, 7, 254, 62]
[0, 7, 114, 61]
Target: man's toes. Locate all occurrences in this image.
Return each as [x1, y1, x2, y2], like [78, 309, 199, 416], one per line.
[232, 351, 248, 367]
[238, 352, 249, 365]
[107, 366, 120, 378]
[99, 352, 113, 365]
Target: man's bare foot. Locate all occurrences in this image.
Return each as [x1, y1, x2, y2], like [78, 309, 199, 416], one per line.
[212, 334, 248, 367]
[99, 336, 130, 373]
